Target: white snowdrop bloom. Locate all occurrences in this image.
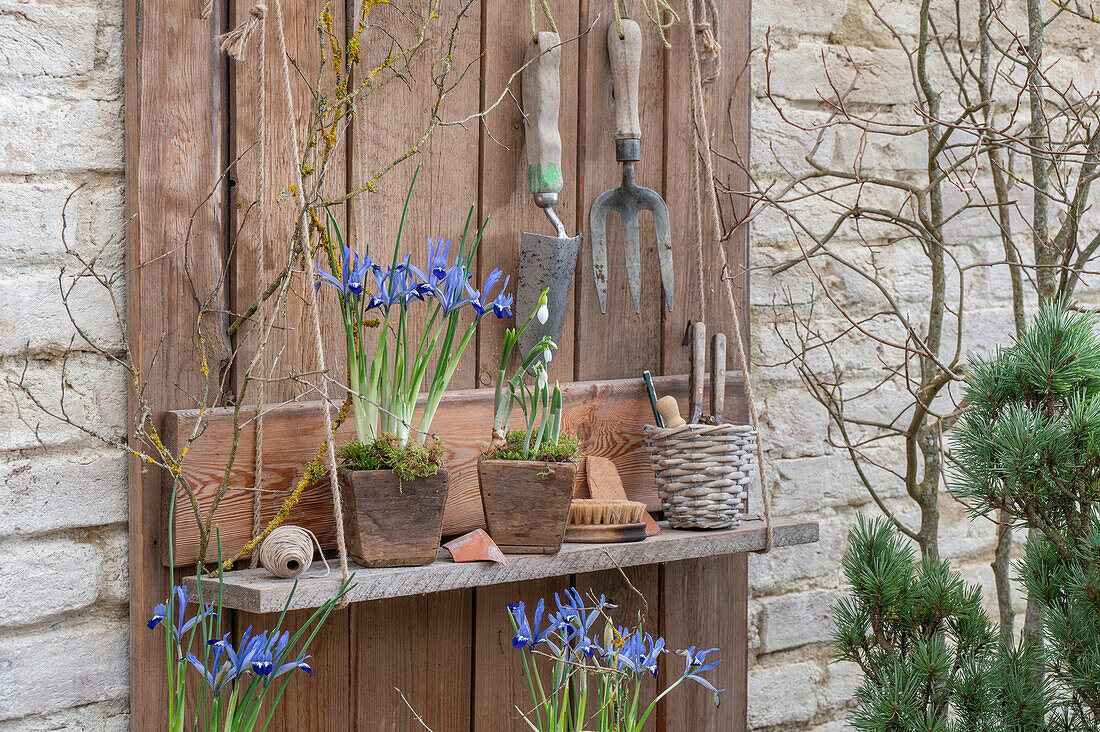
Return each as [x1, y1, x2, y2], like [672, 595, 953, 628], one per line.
[543, 348, 553, 364]
[537, 367, 548, 391]
[536, 303, 549, 324]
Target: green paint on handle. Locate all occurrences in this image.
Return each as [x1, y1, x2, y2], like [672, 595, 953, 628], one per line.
[528, 163, 563, 194]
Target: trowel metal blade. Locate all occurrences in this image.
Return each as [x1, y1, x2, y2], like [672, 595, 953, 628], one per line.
[517, 231, 582, 365]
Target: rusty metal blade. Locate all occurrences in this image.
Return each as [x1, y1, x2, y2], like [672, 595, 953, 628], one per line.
[651, 197, 673, 312]
[518, 231, 581, 362]
[589, 189, 614, 314]
[622, 207, 642, 314]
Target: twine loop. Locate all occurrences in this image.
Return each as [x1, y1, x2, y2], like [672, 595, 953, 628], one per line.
[528, 0, 558, 43]
[220, 4, 268, 60]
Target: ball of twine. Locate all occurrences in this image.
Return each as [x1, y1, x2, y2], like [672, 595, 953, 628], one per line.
[258, 525, 328, 579]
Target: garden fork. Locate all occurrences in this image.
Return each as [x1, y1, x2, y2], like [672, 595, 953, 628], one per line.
[589, 18, 674, 314]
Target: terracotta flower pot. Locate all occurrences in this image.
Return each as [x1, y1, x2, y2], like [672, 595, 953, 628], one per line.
[477, 457, 579, 554]
[338, 465, 450, 568]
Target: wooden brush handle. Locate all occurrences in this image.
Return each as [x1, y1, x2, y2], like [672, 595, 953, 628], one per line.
[656, 395, 686, 428]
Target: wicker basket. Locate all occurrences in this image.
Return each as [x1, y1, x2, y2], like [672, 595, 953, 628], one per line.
[643, 423, 756, 529]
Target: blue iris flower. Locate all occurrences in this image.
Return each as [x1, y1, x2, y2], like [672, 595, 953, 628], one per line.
[437, 264, 477, 313]
[147, 604, 166, 630]
[507, 598, 561, 653]
[370, 257, 427, 309]
[253, 631, 312, 678]
[550, 588, 612, 659]
[147, 585, 214, 640]
[408, 261, 473, 314]
[427, 237, 453, 280]
[491, 291, 513, 319]
[213, 626, 270, 682]
[616, 631, 664, 678]
[315, 245, 371, 297]
[183, 637, 234, 693]
[467, 269, 512, 319]
[677, 646, 724, 706]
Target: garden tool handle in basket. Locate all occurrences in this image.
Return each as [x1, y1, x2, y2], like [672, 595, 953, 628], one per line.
[523, 32, 565, 209]
[711, 333, 727, 423]
[607, 18, 642, 161]
[688, 321, 706, 423]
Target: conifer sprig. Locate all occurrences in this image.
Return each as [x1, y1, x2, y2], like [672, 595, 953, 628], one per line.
[833, 301, 1100, 730]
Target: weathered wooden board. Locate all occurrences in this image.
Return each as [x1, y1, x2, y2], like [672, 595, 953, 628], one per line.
[186, 519, 818, 612]
[349, 0, 484, 394]
[229, 6, 354, 730]
[341, 7, 486, 730]
[230, 0, 349, 403]
[477, 0, 580, 385]
[574, 0, 667, 382]
[661, 554, 749, 730]
[661, 2, 752, 377]
[164, 372, 746, 566]
[652, 8, 755, 728]
[472, 4, 583, 721]
[131, 0, 760, 729]
[473, 577, 573, 732]
[353, 590, 474, 731]
[125, 0, 230, 729]
[243, 607, 352, 731]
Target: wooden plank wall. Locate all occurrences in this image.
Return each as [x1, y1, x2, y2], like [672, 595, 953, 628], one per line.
[125, 0, 751, 729]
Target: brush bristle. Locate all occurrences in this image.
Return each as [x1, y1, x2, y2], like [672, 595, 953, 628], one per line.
[569, 499, 647, 525]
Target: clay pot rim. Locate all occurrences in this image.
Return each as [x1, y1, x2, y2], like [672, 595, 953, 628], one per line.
[476, 455, 581, 468]
[337, 464, 451, 478]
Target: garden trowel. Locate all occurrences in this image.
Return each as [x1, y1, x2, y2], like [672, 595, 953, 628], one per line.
[589, 18, 674, 314]
[518, 31, 581, 364]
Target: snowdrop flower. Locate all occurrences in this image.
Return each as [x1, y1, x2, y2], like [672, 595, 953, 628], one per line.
[536, 301, 549, 324]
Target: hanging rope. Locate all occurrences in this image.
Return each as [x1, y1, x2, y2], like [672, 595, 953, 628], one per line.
[271, 0, 352, 599]
[613, 0, 628, 39]
[695, 0, 721, 82]
[217, 3, 272, 567]
[614, 0, 679, 49]
[528, 0, 558, 42]
[685, 0, 773, 552]
[220, 4, 267, 60]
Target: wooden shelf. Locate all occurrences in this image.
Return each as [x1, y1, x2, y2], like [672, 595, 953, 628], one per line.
[187, 518, 818, 613]
[163, 373, 748, 567]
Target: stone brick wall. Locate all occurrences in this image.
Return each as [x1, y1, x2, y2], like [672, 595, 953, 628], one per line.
[746, 2, 1099, 730]
[0, 0, 1095, 729]
[0, 0, 129, 728]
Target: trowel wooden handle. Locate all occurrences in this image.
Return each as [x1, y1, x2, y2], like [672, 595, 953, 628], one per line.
[607, 19, 642, 141]
[522, 31, 564, 196]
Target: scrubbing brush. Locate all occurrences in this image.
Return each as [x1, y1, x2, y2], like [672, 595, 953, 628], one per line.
[569, 499, 647, 525]
[565, 499, 648, 543]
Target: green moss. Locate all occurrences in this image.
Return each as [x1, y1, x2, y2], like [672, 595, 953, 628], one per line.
[338, 435, 445, 481]
[487, 430, 582, 462]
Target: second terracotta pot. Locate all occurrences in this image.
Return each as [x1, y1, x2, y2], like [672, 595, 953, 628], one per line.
[339, 465, 450, 567]
[478, 457, 579, 554]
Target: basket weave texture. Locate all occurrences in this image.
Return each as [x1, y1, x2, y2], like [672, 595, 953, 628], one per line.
[643, 423, 756, 529]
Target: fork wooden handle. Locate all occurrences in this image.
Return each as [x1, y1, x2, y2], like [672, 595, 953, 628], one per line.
[607, 19, 642, 141]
